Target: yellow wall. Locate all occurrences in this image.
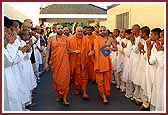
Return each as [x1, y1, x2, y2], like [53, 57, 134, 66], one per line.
[4, 4, 29, 22]
[88, 19, 107, 27]
[99, 20, 107, 27]
[107, 4, 165, 31]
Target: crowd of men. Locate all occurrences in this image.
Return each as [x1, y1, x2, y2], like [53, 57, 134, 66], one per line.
[4, 16, 164, 111]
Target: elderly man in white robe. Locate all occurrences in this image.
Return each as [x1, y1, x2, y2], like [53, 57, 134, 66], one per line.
[34, 25, 43, 75]
[129, 24, 142, 103]
[22, 21, 41, 84]
[18, 30, 37, 108]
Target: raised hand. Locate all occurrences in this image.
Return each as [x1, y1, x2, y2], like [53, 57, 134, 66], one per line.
[155, 40, 164, 51]
[88, 50, 94, 56]
[146, 39, 153, 50]
[121, 42, 126, 48]
[74, 50, 80, 54]
[138, 42, 144, 50]
[130, 36, 135, 45]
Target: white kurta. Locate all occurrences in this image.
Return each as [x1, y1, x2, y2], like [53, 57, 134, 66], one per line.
[20, 40, 37, 91]
[7, 41, 31, 104]
[155, 51, 164, 111]
[122, 39, 132, 82]
[4, 47, 23, 111]
[130, 36, 141, 85]
[116, 36, 124, 73]
[4, 73, 9, 111]
[135, 39, 147, 89]
[147, 43, 158, 106]
[31, 36, 42, 68]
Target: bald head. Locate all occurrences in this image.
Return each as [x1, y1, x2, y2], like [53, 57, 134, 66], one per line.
[35, 25, 41, 33]
[24, 19, 33, 27]
[63, 27, 69, 32]
[132, 24, 140, 36]
[76, 27, 83, 38]
[63, 27, 70, 36]
[99, 26, 106, 37]
[22, 22, 32, 31]
[56, 25, 63, 35]
[24, 19, 32, 23]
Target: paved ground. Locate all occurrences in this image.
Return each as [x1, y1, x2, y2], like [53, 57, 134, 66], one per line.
[31, 70, 140, 111]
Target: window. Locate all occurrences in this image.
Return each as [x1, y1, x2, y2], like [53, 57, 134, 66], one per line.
[116, 12, 129, 29]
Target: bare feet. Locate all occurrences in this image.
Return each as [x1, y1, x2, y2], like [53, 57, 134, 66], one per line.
[82, 93, 89, 100]
[101, 94, 109, 104]
[63, 98, 70, 106]
[103, 98, 109, 104]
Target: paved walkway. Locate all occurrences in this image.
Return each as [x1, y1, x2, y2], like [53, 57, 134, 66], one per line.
[31, 70, 140, 111]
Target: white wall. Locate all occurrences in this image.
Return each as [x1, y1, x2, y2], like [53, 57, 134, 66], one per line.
[3, 2, 40, 25]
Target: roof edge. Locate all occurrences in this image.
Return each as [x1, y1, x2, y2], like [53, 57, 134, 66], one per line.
[107, 4, 120, 10]
[89, 4, 107, 11]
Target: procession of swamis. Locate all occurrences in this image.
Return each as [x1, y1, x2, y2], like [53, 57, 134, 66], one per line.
[4, 15, 164, 112]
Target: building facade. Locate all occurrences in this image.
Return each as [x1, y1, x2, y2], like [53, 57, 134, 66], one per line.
[107, 3, 165, 31]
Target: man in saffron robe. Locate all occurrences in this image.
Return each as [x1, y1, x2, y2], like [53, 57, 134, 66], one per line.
[69, 26, 90, 99]
[92, 26, 112, 104]
[45, 25, 70, 105]
[92, 25, 100, 37]
[85, 26, 97, 83]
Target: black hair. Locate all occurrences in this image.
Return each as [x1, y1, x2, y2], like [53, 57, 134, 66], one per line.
[114, 29, 120, 34]
[125, 29, 132, 35]
[13, 20, 22, 29]
[141, 26, 150, 37]
[86, 26, 95, 31]
[12, 21, 19, 28]
[106, 29, 111, 36]
[109, 32, 113, 35]
[4, 16, 13, 28]
[151, 28, 161, 38]
[18, 30, 29, 40]
[31, 27, 36, 31]
[83, 26, 87, 29]
[133, 24, 140, 31]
